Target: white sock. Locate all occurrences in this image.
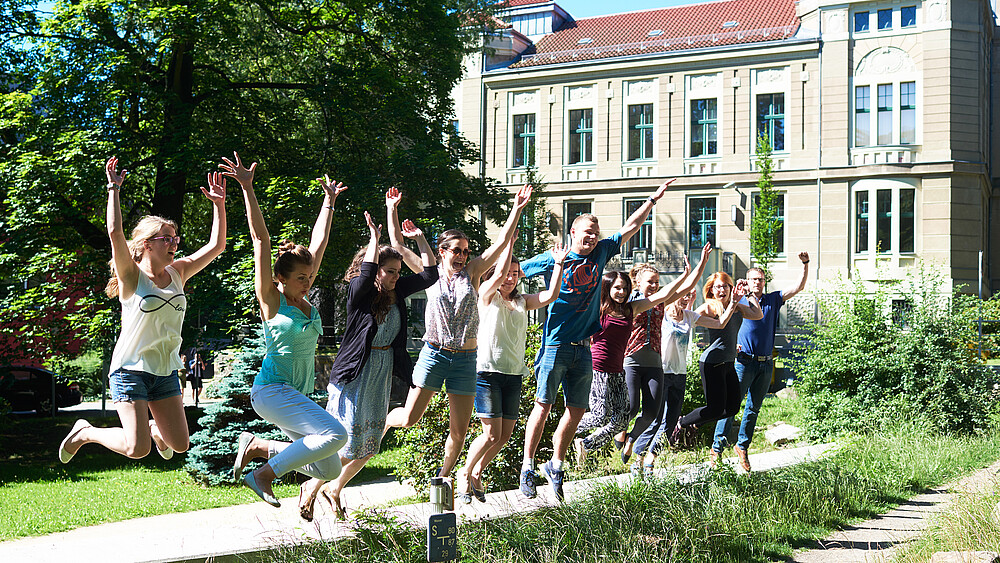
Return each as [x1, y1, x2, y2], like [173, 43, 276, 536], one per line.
[550, 458, 563, 471]
[522, 458, 534, 471]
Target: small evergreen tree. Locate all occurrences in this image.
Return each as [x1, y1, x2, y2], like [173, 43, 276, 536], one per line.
[186, 328, 288, 485]
[750, 133, 781, 282]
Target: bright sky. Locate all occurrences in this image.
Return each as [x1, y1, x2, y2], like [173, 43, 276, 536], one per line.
[556, 0, 701, 20]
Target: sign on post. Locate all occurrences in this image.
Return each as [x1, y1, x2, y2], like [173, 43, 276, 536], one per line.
[427, 512, 458, 562]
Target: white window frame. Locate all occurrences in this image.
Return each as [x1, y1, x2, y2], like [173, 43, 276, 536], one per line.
[851, 178, 917, 257]
[622, 79, 657, 162]
[684, 73, 723, 174]
[750, 66, 791, 155]
[686, 195, 718, 252]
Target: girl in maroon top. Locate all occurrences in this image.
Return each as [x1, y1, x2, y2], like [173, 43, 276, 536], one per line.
[574, 262, 700, 465]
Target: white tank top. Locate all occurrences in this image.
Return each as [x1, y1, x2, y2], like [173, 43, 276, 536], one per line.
[109, 265, 186, 377]
[476, 293, 529, 376]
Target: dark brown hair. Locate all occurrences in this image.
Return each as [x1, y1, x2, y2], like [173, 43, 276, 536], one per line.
[600, 271, 633, 320]
[274, 240, 313, 280]
[344, 245, 402, 322]
[482, 256, 521, 300]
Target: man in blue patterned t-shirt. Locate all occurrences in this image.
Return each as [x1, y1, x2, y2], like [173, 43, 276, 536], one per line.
[517, 179, 675, 501]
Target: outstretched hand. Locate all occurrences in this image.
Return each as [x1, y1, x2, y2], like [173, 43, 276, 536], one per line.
[734, 278, 748, 298]
[385, 186, 403, 208]
[551, 241, 569, 264]
[318, 175, 347, 200]
[201, 172, 227, 205]
[219, 151, 257, 189]
[799, 251, 810, 264]
[105, 157, 126, 188]
[513, 184, 533, 211]
[401, 219, 423, 239]
[699, 240, 712, 263]
[651, 178, 677, 201]
[365, 211, 382, 241]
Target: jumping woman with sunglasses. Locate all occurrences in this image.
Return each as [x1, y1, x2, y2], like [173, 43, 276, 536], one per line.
[59, 157, 227, 465]
[384, 185, 533, 482]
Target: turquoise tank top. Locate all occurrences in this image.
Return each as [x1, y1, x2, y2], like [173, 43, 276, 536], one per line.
[254, 294, 323, 393]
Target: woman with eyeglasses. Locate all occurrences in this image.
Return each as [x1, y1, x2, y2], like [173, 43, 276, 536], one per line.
[384, 184, 533, 483]
[59, 157, 227, 465]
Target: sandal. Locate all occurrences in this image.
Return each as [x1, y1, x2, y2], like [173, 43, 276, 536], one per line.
[58, 419, 92, 464]
[319, 489, 347, 520]
[298, 481, 321, 522]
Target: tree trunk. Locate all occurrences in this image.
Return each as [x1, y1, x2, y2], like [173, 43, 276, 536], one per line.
[152, 41, 196, 228]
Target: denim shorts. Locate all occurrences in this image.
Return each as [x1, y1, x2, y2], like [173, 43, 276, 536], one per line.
[533, 343, 593, 409]
[474, 371, 522, 420]
[110, 368, 182, 403]
[411, 343, 477, 396]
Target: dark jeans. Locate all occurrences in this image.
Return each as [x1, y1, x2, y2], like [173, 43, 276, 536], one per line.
[625, 365, 664, 454]
[648, 372, 686, 455]
[679, 361, 740, 428]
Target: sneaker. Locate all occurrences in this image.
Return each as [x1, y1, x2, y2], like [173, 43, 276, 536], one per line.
[709, 449, 721, 467]
[519, 468, 537, 499]
[573, 438, 587, 467]
[542, 461, 565, 502]
[629, 461, 642, 478]
[735, 445, 751, 472]
[643, 463, 655, 479]
[457, 489, 473, 504]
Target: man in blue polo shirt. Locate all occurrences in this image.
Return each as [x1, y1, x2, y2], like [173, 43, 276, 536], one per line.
[518, 179, 674, 501]
[712, 252, 809, 471]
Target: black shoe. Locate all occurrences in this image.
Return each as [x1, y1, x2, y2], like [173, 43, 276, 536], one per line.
[542, 461, 565, 502]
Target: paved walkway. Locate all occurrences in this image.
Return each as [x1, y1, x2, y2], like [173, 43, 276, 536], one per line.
[0, 444, 834, 563]
[792, 459, 1000, 563]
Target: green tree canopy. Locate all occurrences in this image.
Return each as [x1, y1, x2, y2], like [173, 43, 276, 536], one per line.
[0, 0, 505, 361]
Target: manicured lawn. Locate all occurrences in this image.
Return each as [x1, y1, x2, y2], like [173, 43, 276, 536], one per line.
[0, 408, 401, 541]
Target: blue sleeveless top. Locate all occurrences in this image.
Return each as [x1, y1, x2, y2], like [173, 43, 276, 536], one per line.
[254, 294, 323, 394]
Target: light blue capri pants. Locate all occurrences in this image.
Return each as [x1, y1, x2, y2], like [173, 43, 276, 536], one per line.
[250, 383, 347, 480]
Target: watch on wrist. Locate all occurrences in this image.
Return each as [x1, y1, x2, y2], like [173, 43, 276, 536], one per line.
[107, 182, 119, 191]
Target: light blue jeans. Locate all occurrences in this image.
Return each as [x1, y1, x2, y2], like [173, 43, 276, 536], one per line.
[251, 383, 347, 480]
[712, 356, 772, 453]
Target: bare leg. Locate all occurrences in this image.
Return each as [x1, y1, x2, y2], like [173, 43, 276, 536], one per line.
[552, 406, 586, 462]
[384, 386, 436, 429]
[522, 401, 553, 462]
[63, 400, 153, 459]
[148, 394, 189, 452]
[319, 456, 373, 519]
[461, 417, 503, 491]
[470, 418, 516, 488]
[439, 393, 475, 478]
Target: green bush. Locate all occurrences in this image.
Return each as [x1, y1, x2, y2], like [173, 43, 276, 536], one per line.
[791, 263, 999, 439]
[396, 323, 562, 493]
[185, 328, 323, 486]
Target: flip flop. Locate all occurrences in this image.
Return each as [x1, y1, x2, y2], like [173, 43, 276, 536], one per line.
[58, 419, 92, 464]
[319, 489, 347, 520]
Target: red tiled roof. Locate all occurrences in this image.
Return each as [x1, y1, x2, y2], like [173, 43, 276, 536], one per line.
[510, 0, 800, 69]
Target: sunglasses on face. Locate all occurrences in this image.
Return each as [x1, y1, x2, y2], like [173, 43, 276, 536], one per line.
[150, 235, 181, 245]
[443, 246, 471, 257]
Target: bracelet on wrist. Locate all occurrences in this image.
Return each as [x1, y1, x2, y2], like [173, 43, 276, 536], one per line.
[107, 182, 119, 191]
[802, 260, 810, 264]
[647, 196, 657, 204]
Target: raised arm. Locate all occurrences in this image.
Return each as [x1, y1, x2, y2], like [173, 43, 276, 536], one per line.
[467, 184, 532, 281]
[171, 171, 227, 284]
[734, 279, 764, 321]
[385, 187, 425, 273]
[105, 157, 139, 299]
[631, 258, 694, 315]
[401, 219, 435, 269]
[307, 175, 348, 279]
[219, 152, 279, 319]
[363, 211, 382, 264]
[782, 251, 810, 302]
[479, 230, 518, 307]
[618, 178, 675, 244]
[524, 242, 568, 311]
[695, 297, 739, 329]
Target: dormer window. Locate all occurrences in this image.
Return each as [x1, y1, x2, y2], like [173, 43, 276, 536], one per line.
[647, 30, 663, 37]
[577, 38, 593, 45]
[722, 21, 739, 28]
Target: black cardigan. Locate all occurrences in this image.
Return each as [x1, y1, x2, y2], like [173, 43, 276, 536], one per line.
[328, 261, 438, 387]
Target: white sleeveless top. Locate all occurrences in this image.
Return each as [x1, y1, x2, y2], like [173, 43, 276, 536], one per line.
[109, 265, 186, 377]
[661, 309, 700, 375]
[476, 293, 529, 376]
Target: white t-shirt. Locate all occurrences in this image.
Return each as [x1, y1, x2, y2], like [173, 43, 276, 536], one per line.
[476, 292, 529, 376]
[109, 265, 186, 376]
[660, 309, 700, 375]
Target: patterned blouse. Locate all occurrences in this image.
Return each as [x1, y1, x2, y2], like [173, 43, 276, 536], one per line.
[624, 301, 665, 358]
[422, 266, 479, 348]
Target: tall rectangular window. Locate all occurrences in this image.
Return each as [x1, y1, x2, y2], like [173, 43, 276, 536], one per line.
[877, 84, 893, 145]
[900, 82, 916, 145]
[688, 197, 717, 251]
[568, 109, 593, 164]
[627, 104, 654, 161]
[564, 201, 592, 240]
[878, 8, 892, 30]
[855, 86, 870, 147]
[690, 99, 717, 157]
[856, 191, 869, 253]
[752, 193, 786, 255]
[876, 189, 892, 251]
[512, 113, 535, 168]
[855, 11, 869, 32]
[901, 6, 916, 27]
[900, 188, 915, 252]
[624, 199, 653, 258]
[756, 93, 785, 151]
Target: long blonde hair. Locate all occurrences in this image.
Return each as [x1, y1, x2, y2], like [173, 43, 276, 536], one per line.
[105, 215, 178, 298]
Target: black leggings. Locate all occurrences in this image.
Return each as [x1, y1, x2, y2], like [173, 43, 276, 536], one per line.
[679, 361, 740, 428]
[625, 365, 664, 446]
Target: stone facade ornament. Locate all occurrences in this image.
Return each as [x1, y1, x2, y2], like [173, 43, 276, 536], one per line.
[856, 46, 915, 76]
[568, 86, 594, 101]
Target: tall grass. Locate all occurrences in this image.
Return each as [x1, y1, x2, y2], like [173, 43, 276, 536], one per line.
[269, 423, 1000, 563]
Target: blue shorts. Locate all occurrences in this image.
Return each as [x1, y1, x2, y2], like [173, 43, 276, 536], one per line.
[474, 371, 522, 420]
[110, 369, 182, 403]
[411, 343, 477, 396]
[533, 343, 593, 410]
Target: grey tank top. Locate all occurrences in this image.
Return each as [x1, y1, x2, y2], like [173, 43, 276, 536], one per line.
[700, 310, 743, 365]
